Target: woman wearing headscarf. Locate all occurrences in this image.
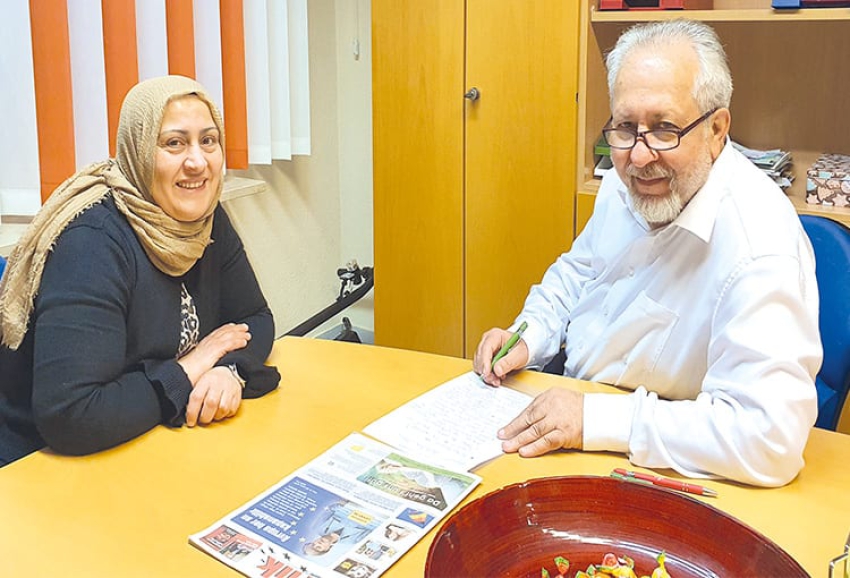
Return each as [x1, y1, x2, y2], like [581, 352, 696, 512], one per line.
[0, 76, 280, 466]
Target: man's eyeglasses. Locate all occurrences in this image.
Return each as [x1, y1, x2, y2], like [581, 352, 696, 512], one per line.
[602, 108, 718, 152]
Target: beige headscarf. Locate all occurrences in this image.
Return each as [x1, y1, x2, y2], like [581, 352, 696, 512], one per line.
[0, 75, 225, 349]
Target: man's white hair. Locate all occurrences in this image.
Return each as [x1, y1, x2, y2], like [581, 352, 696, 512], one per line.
[606, 19, 733, 112]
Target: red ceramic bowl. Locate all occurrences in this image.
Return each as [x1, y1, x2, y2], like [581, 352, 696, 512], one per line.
[425, 476, 807, 578]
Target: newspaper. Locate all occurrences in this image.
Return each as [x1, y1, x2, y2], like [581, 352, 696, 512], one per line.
[189, 432, 480, 578]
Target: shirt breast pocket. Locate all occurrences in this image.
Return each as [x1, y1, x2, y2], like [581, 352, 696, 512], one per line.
[592, 290, 679, 387]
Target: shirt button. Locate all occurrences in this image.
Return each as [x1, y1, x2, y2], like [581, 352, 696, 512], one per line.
[628, 267, 635, 277]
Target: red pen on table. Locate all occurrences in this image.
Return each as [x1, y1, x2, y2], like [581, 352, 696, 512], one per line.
[612, 468, 718, 498]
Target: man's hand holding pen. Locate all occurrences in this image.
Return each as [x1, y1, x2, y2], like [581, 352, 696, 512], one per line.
[474, 321, 529, 387]
[473, 321, 584, 455]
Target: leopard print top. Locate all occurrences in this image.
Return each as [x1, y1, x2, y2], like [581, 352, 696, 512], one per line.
[177, 283, 199, 358]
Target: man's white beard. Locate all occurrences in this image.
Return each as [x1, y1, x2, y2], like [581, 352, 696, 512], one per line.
[627, 152, 712, 227]
[631, 185, 685, 226]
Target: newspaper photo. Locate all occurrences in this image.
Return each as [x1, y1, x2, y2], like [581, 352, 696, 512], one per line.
[189, 432, 480, 578]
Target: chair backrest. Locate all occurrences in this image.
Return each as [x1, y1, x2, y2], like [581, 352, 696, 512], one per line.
[0, 254, 6, 279]
[800, 215, 850, 430]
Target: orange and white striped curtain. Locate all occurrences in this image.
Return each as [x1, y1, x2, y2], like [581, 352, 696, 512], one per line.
[0, 0, 310, 218]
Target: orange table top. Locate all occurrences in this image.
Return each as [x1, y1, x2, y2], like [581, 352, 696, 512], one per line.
[0, 336, 848, 577]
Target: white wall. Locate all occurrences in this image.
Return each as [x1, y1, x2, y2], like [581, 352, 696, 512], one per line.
[223, 0, 374, 339]
[334, 0, 374, 337]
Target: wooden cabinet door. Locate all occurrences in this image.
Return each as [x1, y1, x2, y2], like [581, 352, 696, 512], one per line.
[373, 0, 465, 356]
[464, 0, 579, 356]
[373, 0, 579, 358]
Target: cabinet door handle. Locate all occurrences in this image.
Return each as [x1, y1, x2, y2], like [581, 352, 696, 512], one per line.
[464, 87, 480, 101]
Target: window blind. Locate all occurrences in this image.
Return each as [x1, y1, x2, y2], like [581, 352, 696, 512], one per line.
[0, 0, 309, 216]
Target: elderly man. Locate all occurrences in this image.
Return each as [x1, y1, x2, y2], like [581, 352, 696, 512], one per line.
[473, 19, 821, 487]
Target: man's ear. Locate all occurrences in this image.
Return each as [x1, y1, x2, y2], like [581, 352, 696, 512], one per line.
[709, 108, 731, 160]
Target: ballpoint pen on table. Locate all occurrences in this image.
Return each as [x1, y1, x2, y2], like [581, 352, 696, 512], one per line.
[611, 468, 718, 498]
[491, 321, 528, 370]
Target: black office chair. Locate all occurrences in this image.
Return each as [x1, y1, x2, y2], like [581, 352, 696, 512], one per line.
[800, 215, 850, 430]
[542, 347, 567, 375]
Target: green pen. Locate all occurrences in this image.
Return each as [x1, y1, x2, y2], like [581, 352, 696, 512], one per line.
[491, 321, 528, 370]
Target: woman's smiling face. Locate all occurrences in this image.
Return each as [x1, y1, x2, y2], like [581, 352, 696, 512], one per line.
[151, 95, 223, 222]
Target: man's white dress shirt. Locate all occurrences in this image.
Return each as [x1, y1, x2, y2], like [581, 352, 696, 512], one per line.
[517, 142, 821, 487]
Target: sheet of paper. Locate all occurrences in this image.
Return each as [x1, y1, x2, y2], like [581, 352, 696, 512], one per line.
[363, 371, 533, 472]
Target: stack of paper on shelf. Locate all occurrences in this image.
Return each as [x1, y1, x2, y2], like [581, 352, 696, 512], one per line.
[732, 140, 794, 190]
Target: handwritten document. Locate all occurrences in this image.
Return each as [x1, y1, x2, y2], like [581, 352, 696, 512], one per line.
[363, 372, 533, 472]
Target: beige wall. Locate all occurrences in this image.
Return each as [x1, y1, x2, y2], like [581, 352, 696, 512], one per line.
[223, 0, 374, 339]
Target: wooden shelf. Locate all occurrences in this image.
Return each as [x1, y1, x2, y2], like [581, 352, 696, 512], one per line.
[220, 176, 267, 203]
[0, 223, 29, 257]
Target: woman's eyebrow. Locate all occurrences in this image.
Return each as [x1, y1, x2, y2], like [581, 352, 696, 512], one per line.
[159, 126, 219, 135]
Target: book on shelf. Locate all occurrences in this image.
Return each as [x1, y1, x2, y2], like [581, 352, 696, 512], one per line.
[598, 0, 714, 10]
[772, 0, 850, 8]
[189, 372, 533, 578]
[594, 134, 611, 158]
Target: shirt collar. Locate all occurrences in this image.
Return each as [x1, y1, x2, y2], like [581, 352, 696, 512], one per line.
[673, 140, 735, 243]
[615, 140, 735, 242]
